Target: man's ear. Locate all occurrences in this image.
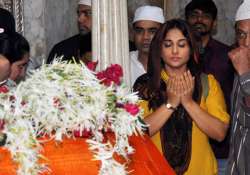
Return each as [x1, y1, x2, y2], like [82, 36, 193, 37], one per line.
[212, 19, 217, 35]
[213, 19, 217, 29]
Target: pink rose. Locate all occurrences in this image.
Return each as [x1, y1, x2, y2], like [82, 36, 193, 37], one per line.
[53, 97, 64, 110]
[111, 64, 123, 77]
[21, 101, 26, 106]
[103, 78, 112, 86]
[96, 71, 105, 80]
[73, 129, 92, 138]
[104, 64, 123, 85]
[123, 103, 140, 116]
[0, 120, 5, 130]
[0, 85, 9, 93]
[86, 61, 98, 71]
[106, 64, 123, 79]
[96, 64, 123, 86]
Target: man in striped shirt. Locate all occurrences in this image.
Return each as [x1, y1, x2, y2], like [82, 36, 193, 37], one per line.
[226, 0, 250, 174]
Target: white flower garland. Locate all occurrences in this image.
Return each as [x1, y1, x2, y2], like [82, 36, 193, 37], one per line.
[0, 60, 145, 175]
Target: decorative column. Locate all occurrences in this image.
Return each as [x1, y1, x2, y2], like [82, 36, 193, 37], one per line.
[92, 0, 131, 87]
[164, 0, 181, 19]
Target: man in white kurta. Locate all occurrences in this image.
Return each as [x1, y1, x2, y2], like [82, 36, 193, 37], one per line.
[130, 6, 164, 86]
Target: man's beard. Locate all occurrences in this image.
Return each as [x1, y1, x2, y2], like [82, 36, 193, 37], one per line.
[192, 23, 211, 36]
[139, 48, 150, 56]
[79, 27, 91, 35]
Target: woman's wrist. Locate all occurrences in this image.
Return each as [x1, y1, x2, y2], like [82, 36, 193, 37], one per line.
[182, 98, 195, 109]
[164, 102, 177, 111]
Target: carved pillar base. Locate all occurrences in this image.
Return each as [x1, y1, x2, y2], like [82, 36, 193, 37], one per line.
[92, 0, 131, 87]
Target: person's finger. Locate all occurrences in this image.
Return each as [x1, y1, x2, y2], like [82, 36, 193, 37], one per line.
[176, 77, 182, 95]
[179, 74, 187, 94]
[187, 70, 194, 89]
[167, 77, 173, 92]
[183, 71, 190, 89]
[173, 76, 180, 95]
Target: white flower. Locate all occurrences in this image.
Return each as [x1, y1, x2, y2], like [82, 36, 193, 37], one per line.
[0, 59, 144, 175]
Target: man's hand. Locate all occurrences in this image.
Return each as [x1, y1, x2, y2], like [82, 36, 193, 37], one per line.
[228, 46, 250, 75]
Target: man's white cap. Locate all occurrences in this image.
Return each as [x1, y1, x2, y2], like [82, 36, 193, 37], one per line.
[235, 0, 250, 21]
[78, 0, 91, 6]
[133, 5, 165, 24]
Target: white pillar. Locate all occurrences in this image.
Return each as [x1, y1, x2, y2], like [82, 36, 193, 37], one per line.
[92, 0, 131, 87]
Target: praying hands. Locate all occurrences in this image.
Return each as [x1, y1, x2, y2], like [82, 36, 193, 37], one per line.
[166, 70, 195, 108]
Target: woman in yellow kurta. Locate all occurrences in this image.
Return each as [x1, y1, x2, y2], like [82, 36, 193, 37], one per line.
[133, 19, 229, 175]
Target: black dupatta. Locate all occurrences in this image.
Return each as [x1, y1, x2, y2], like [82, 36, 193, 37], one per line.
[133, 71, 202, 175]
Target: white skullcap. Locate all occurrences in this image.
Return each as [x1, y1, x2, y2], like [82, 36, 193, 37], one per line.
[0, 28, 4, 33]
[235, 0, 250, 21]
[78, 0, 91, 6]
[133, 5, 165, 24]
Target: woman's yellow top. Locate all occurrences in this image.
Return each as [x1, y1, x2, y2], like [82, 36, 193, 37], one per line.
[139, 73, 230, 175]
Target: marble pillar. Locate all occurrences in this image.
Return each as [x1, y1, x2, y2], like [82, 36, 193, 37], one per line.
[92, 0, 131, 86]
[24, 0, 78, 63]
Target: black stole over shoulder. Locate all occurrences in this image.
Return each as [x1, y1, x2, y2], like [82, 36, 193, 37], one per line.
[133, 73, 201, 175]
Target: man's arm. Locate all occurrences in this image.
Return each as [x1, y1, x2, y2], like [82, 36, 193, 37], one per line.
[229, 46, 250, 109]
[239, 72, 250, 108]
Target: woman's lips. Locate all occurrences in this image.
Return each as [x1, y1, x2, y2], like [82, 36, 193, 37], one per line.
[170, 56, 181, 61]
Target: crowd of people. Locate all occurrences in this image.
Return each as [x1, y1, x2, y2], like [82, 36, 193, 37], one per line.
[0, 0, 250, 174]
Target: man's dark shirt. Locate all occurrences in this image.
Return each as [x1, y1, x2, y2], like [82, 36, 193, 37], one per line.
[47, 33, 136, 64]
[200, 38, 235, 158]
[47, 33, 91, 64]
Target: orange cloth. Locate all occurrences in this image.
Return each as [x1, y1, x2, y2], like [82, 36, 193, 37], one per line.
[0, 134, 175, 175]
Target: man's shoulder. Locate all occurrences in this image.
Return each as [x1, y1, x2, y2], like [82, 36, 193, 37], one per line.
[53, 34, 81, 48]
[129, 51, 138, 58]
[209, 38, 231, 51]
[47, 34, 81, 63]
[129, 51, 141, 66]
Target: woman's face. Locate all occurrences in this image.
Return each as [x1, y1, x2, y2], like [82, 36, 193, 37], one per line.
[161, 28, 190, 71]
[9, 53, 29, 82]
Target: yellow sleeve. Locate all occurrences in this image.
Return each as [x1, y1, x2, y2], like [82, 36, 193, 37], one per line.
[138, 100, 163, 153]
[138, 100, 150, 118]
[201, 74, 230, 124]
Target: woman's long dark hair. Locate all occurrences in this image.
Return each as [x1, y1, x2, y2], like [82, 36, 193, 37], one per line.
[148, 19, 200, 94]
[136, 19, 203, 174]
